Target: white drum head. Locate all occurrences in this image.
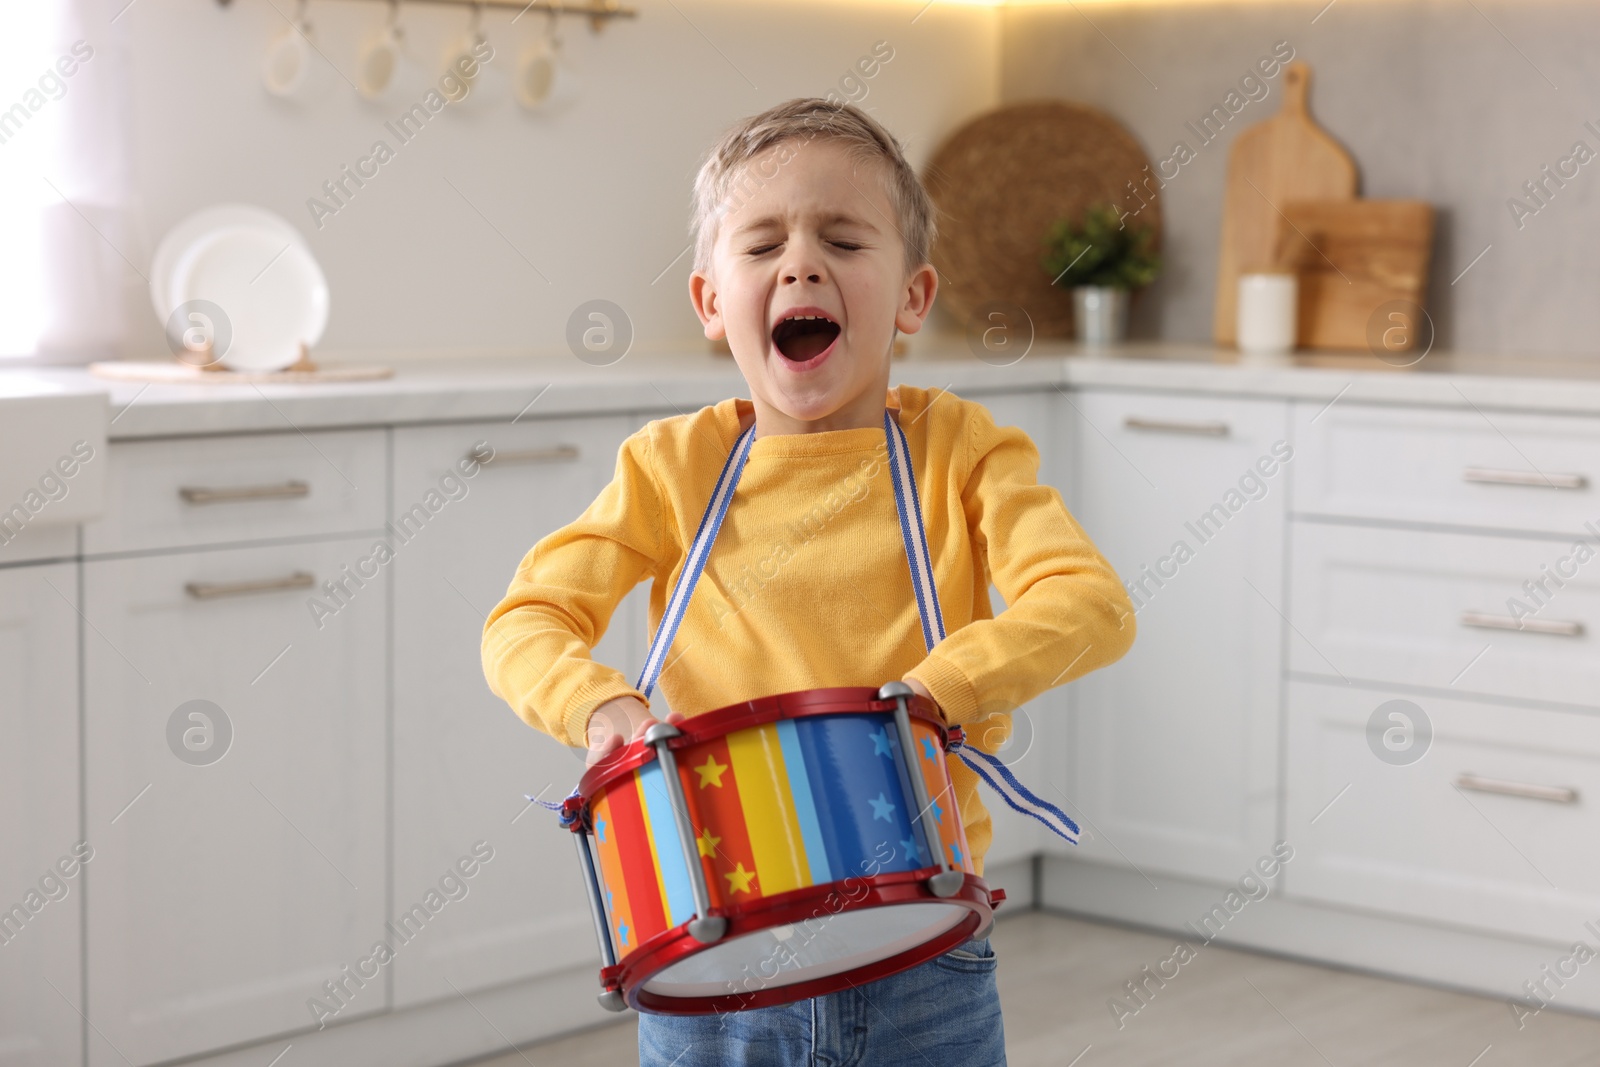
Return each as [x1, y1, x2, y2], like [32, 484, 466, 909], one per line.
[642, 900, 971, 1000]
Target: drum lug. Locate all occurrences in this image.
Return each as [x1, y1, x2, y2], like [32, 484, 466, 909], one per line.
[880, 681, 963, 894]
[597, 988, 628, 1013]
[643, 721, 683, 745]
[647, 724, 727, 950]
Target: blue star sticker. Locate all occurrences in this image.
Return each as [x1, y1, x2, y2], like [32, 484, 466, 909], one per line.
[871, 727, 894, 757]
[900, 836, 922, 863]
[606, 888, 614, 911]
[931, 799, 944, 824]
[595, 818, 607, 843]
[618, 920, 630, 947]
[869, 792, 896, 822]
[950, 844, 963, 865]
[920, 736, 937, 761]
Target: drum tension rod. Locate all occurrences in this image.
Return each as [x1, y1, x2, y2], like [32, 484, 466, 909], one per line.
[571, 818, 629, 1012]
[880, 681, 964, 898]
[644, 722, 730, 945]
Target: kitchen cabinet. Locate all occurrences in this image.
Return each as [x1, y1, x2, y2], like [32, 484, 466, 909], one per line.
[0, 562, 83, 1067]
[83, 539, 387, 1067]
[1286, 679, 1600, 944]
[1062, 390, 1288, 883]
[390, 414, 645, 1008]
[1289, 521, 1599, 708]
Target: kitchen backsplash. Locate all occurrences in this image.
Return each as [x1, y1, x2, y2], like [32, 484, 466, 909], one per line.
[1001, 0, 1600, 358]
[115, 0, 998, 361]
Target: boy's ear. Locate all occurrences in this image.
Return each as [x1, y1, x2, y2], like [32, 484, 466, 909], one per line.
[893, 262, 939, 335]
[688, 269, 726, 340]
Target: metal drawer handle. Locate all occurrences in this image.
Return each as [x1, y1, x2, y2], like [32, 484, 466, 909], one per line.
[179, 480, 311, 505]
[1456, 773, 1579, 805]
[469, 443, 581, 468]
[1123, 416, 1230, 437]
[1460, 610, 1584, 637]
[185, 571, 316, 600]
[1463, 467, 1587, 490]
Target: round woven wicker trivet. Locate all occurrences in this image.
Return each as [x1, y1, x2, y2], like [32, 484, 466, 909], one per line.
[922, 100, 1161, 338]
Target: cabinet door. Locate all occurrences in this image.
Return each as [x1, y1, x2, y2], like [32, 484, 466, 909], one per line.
[1065, 391, 1288, 882]
[965, 392, 1062, 867]
[391, 414, 641, 1008]
[1286, 680, 1600, 943]
[0, 564, 83, 1067]
[84, 540, 386, 1066]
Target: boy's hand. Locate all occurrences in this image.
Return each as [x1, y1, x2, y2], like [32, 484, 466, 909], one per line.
[902, 676, 944, 722]
[585, 695, 685, 768]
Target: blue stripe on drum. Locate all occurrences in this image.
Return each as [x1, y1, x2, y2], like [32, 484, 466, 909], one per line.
[776, 718, 832, 886]
[637, 760, 697, 927]
[793, 713, 922, 879]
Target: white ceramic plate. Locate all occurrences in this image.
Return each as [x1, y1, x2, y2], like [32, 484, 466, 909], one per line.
[149, 204, 307, 323]
[167, 224, 329, 372]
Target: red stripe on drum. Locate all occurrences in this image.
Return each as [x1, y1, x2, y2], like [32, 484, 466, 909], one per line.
[605, 775, 670, 944]
[678, 732, 760, 909]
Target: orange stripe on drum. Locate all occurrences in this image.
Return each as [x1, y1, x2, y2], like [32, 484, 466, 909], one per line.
[590, 791, 637, 955]
[913, 719, 973, 873]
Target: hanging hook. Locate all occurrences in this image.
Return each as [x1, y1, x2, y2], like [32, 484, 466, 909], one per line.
[384, 0, 400, 30]
[468, 0, 484, 38]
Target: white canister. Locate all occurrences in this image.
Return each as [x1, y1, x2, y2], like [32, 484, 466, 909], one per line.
[1236, 272, 1298, 354]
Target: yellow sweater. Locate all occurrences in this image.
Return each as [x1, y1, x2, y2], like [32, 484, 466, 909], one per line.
[482, 384, 1136, 872]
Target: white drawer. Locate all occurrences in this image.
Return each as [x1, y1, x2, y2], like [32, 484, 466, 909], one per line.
[1292, 402, 1600, 535]
[1286, 680, 1600, 944]
[85, 429, 386, 554]
[1289, 522, 1599, 708]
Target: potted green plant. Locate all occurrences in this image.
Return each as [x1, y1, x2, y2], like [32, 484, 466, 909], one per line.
[1041, 203, 1162, 346]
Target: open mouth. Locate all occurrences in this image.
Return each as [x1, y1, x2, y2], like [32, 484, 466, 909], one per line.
[771, 313, 842, 362]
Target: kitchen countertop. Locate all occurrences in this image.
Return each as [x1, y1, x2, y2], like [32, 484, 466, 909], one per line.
[9, 339, 1600, 439]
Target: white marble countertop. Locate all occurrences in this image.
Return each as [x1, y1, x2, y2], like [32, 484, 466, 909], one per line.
[7, 338, 1600, 440]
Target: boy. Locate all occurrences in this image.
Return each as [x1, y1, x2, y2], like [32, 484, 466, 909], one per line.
[482, 98, 1136, 1066]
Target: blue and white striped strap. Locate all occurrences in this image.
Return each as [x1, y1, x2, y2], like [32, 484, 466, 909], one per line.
[948, 739, 1081, 845]
[634, 418, 758, 699]
[884, 407, 947, 648]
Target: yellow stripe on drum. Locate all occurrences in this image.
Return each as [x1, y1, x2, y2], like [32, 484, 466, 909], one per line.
[725, 722, 811, 895]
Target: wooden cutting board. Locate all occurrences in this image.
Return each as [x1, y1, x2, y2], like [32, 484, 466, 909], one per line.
[1213, 61, 1357, 345]
[1271, 199, 1436, 352]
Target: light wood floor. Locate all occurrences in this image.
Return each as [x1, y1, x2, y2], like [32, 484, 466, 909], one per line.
[464, 911, 1600, 1066]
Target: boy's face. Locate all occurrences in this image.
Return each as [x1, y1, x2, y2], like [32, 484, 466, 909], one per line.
[689, 138, 937, 435]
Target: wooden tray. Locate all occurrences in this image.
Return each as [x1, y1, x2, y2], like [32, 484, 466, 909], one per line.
[922, 100, 1160, 338]
[1272, 199, 1435, 352]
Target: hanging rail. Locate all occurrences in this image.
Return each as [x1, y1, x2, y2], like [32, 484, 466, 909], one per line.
[215, 0, 637, 34]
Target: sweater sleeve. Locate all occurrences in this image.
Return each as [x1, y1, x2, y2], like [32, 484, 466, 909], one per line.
[481, 425, 664, 748]
[904, 403, 1137, 728]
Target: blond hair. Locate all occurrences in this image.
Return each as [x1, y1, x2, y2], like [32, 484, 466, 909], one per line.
[688, 97, 936, 278]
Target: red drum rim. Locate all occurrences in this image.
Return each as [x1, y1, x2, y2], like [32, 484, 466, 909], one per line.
[608, 870, 995, 1015]
[578, 685, 949, 797]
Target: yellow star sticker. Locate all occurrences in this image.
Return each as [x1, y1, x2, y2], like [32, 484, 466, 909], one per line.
[694, 754, 728, 788]
[697, 829, 722, 857]
[725, 862, 756, 895]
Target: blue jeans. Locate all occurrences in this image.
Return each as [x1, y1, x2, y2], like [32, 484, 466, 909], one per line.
[637, 936, 1005, 1067]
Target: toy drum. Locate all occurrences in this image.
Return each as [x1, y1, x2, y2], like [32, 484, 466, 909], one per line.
[564, 681, 1002, 1015]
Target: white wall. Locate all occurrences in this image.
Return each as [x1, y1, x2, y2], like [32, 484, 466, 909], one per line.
[115, 0, 1000, 361]
[1000, 0, 1600, 357]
